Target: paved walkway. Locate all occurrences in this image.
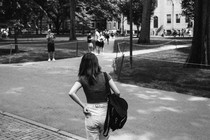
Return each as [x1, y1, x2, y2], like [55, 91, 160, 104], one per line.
[0, 111, 83, 140]
[0, 38, 210, 140]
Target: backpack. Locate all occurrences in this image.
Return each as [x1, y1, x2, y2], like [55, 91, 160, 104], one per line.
[103, 72, 128, 137]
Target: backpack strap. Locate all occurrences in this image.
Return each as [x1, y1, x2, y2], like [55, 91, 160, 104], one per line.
[103, 72, 111, 137]
[104, 72, 111, 96]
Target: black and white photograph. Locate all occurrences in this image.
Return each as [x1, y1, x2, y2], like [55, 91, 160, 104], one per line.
[0, 0, 210, 140]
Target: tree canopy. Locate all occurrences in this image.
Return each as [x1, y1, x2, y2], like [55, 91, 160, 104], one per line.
[119, 0, 143, 28]
[181, 0, 195, 20]
[1, 0, 120, 34]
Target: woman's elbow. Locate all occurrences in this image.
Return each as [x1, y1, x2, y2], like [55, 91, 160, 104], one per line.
[68, 91, 75, 97]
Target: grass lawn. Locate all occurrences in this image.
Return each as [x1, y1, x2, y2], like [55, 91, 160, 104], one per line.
[114, 47, 210, 98]
[0, 40, 88, 64]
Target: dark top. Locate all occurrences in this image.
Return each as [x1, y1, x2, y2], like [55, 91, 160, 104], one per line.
[87, 35, 92, 43]
[78, 72, 111, 103]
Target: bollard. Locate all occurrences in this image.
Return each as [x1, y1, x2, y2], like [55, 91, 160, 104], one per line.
[118, 54, 125, 80]
[9, 44, 13, 63]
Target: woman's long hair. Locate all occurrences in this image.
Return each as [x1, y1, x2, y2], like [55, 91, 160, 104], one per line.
[78, 53, 101, 85]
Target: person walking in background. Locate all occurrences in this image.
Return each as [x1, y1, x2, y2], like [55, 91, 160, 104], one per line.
[46, 29, 56, 61]
[181, 29, 185, 37]
[95, 32, 105, 55]
[87, 32, 94, 53]
[104, 30, 110, 44]
[98, 32, 105, 54]
[95, 29, 100, 40]
[68, 53, 120, 140]
[95, 29, 100, 54]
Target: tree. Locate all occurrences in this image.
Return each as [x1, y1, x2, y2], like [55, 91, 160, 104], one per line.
[185, 0, 210, 68]
[69, 0, 76, 40]
[181, 0, 195, 28]
[119, 0, 143, 37]
[34, 0, 70, 35]
[85, 0, 120, 21]
[138, 0, 156, 43]
[138, 0, 152, 43]
[1, 0, 27, 52]
[181, 0, 195, 20]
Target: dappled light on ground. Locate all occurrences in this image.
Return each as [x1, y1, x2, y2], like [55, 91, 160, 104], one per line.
[158, 96, 177, 101]
[188, 97, 208, 101]
[120, 83, 139, 88]
[134, 93, 177, 102]
[4, 87, 24, 95]
[152, 106, 181, 113]
[110, 132, 155, 140]
[137, 106, 181, 114]
[110, 132, 195, 140]
[146, 90, 162, 94]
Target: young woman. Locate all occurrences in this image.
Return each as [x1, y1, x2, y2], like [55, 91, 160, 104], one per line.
[68, 53, 120, 140]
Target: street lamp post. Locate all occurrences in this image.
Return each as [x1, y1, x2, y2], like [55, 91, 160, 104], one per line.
[130, 0, 133, 68]
[0, 1, 2, 6]
[170, 0, 174, 29]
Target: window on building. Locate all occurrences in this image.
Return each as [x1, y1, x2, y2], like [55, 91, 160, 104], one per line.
[176, 14, 180, 23]
[167, 14, 171, 23]
[154, 16, 158, 28]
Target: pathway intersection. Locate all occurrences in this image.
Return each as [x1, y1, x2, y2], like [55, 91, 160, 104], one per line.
[0, 37, 210, 140]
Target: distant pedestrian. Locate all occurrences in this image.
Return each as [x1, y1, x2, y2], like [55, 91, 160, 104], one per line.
[104, 30, 110, 44]
[95, 29, 100, 53]
[110, 31, 114, 38]
[161, 29, 166, 37]
[172, 29, 177, 37]
[46, 29, 56, 61]
[95, 29, 100, 40]
[87, 32, 94, 53]
[181, 29, 185, 37]
[96, 32, 105, 54]
[188, 29, 192, 37]
[178, 30, 181, 37]
[68, 53, 120, 140]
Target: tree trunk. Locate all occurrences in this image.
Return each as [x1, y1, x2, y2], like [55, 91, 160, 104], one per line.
[40, 17, 43, 34]
[36, 19, 38, 35]
[185, 0, 210, 68]
[137, 25, 140, 37]
[54, 19, 61, 35]
[69, 0, 76, 41]
[138, 0, 152, 44]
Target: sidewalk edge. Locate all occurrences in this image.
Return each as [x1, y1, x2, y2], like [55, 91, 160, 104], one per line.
[0, 110, 86, 140]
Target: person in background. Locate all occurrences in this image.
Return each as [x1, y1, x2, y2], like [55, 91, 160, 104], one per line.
[98, 32, 105, 54]
[46, 29, 56, 61]
[68, 53, 120, 140]
[95, 29, 100, 54]
[104, 30, 110, 44]
[87, 32, 94, 53]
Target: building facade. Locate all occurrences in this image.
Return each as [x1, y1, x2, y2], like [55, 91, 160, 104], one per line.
[151, 0, 189, 36]
[118, 0, 193, 36]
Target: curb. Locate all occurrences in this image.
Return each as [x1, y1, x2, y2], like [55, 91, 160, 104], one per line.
[0, 110, 86, 140]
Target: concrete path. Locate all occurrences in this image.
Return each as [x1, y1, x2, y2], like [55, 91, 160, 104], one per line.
[0, 37, 210, 140]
